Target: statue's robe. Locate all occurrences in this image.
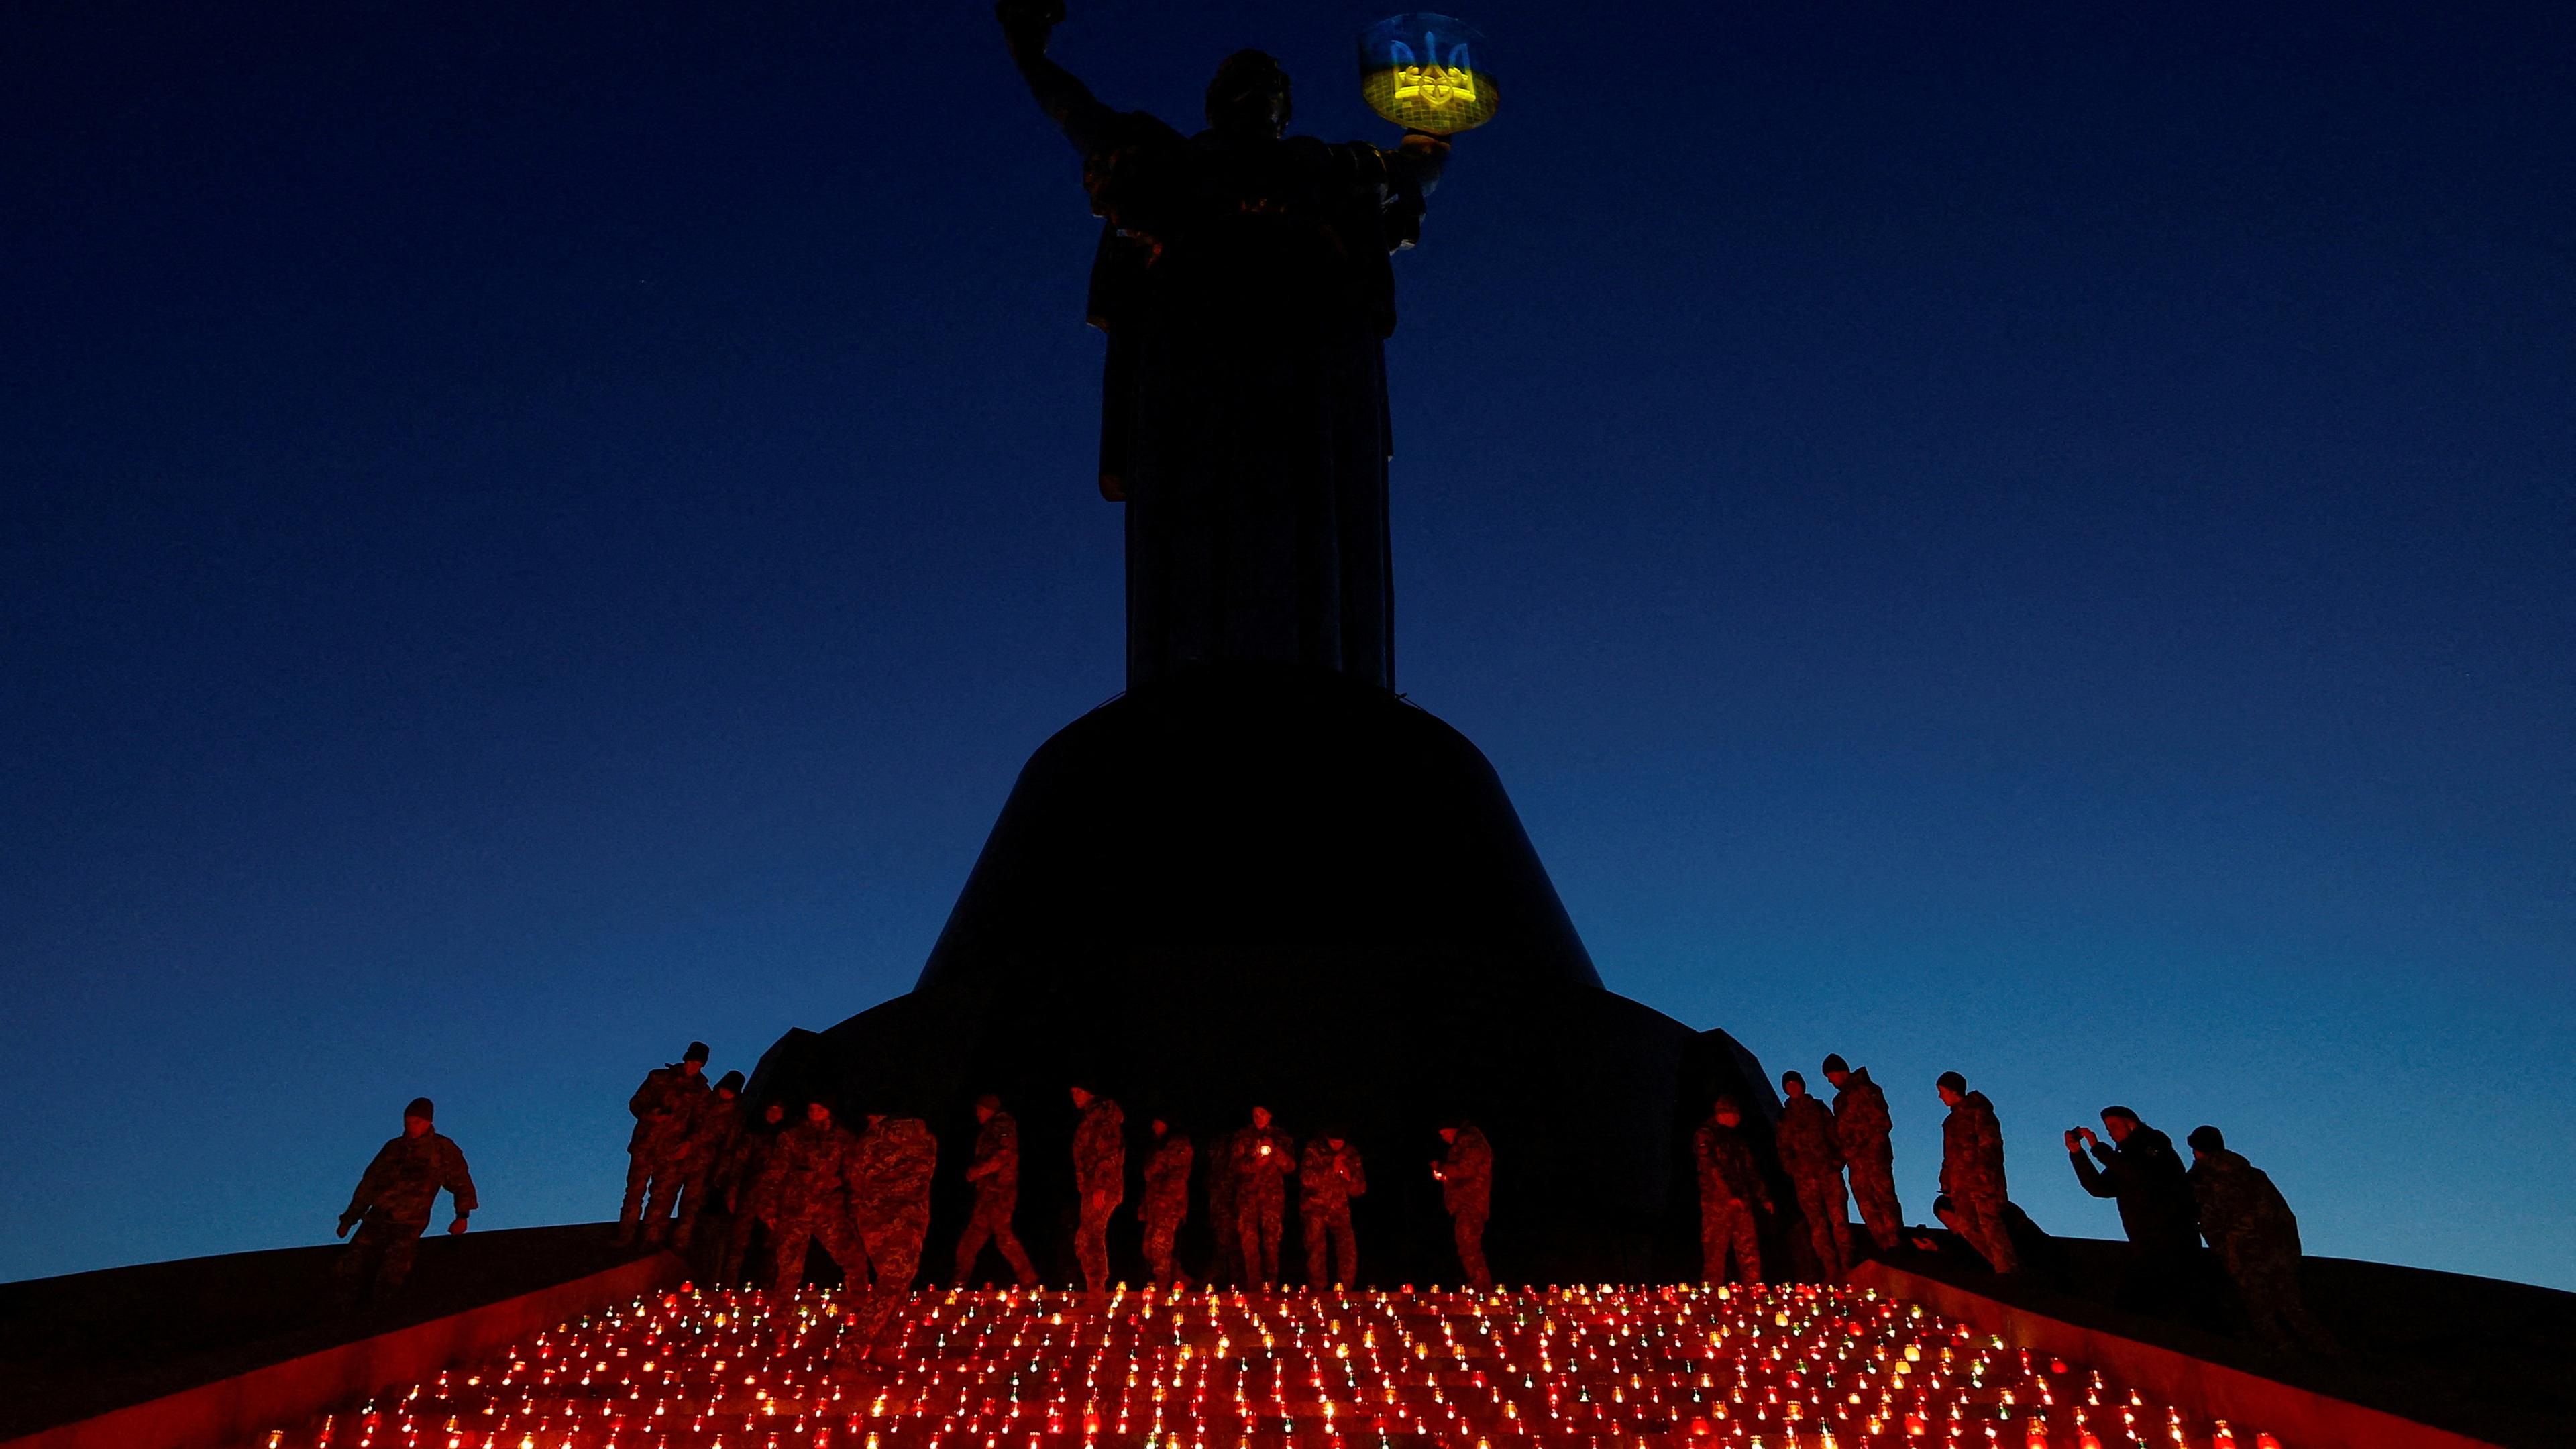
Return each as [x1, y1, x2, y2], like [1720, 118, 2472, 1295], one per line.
[1048, 104, 1439, 692]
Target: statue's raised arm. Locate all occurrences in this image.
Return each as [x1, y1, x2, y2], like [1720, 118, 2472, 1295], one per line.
[996, 0, 1121, 155]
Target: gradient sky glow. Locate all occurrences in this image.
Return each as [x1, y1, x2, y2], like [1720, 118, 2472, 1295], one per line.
[4, 2, 2571, 1289]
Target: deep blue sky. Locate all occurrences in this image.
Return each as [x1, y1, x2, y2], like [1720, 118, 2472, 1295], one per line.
[5, 1, 2570, 1289]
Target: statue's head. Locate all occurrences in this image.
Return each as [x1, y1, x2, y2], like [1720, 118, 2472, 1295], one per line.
[1207, 48, 1291, 137]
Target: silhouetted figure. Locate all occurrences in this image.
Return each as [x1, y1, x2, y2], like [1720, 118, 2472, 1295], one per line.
[717, 1099, 789, 1285]
[1936, 1071, 2017, 1274]
[997, 0, 1450, 690]
[1692, 1096, 1772, 1285]
[2067, 1106, 2204, 1319]
[670, 1070, 743, 1252]
[954, 1094, 1041, 1287]
[849, 1110, 938, 1348]
[1232, 1105, 1297, 1287]
[1069, 1085, 1126, 1293]
[769, 1100, 865, 1297]
[620, 1041, 710, 1246]
[2188, 1125, 2338, 1352]
[1141, 1118, 1194, 1286]
[1823, 1053, 1904, 1252]
[333, 1097, 474, 1311]
[1432, 1120, 1495, 1291]
[1299, 1131, 1367, 1287]
[1776, 1071, 1854, 1280]
[1203, 1124, 1244, 1286]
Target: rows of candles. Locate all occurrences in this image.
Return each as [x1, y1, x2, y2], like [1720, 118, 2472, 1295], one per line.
[246, 1281, 2286, 1449]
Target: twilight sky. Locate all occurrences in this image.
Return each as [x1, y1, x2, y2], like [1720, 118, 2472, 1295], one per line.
[4, 1, 2570, 1289]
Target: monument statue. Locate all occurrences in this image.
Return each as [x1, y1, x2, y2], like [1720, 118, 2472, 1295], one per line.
[999, 0, 1452, 692]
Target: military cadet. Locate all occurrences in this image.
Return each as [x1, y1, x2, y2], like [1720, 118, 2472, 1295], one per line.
[1935, 1071, 2018, 1275]
[1203, 1124, 1242, 1286]
[718, 1099, 790, 1286]
[2067, 1106, 2202, 1318]
[848, 1110, 938, 1346]
[333, 1097, 476, 1310]
[952, 1093, 1040, 1287]
[1231, 1105, 1297, 1287]
[769, 1099, 867, 1297]
[669, 1070, 745, 1252]
[620, 1041, 712, 1246]
[1776, 1071, 1854, 1279]
[1141, 1117, 1195, 1287]
[1069, 1084, 1126, 1293]
[1691, 1096, 1772, 1285]
[1925, 1193, 2067, 1288]
[1431, 1119, 1494, 1291]
[1821, 1054, 1903, 1251]
[2186, 1126, 2336, 1351]
[1298, 1130, 1367, 1287]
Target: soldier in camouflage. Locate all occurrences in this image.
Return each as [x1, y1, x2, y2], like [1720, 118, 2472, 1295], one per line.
[848, 1110, 938, 1346]
[669, 1070, 745, 1252]
[1298, 1130, 1367, 1287]
[1231, 1105, 1297, 1288]
[1432, 1120, 1493, 1291]
[1141, 1117, 1194, 1287]
[619, 1041, 711, 1246]
[718, 1099, 790, 1286]
[1936, 1071, 2018, 1275]
[1202, 1124, 1242, 1286]
[1692, 1095, 1771, 1285]
[333, 1097, 476, 1310]
[1776, 1071, 1854, 1280]
[952, 1093, 1040, 1288]
[1822, 1053, 1902, 1252]
[2187, 1125, 2336, 1351]
[1069, 1085, 1126, 1293]
[769, 1099, 867, 1297]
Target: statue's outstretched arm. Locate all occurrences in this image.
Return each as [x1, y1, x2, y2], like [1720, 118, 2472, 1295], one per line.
[997, 0, 1114, 153]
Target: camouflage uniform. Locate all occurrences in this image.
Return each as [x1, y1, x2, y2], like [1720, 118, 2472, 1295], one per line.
[1231, 1122, 1297, 1286]
[621, 1063, 710, 1242]
[667, 1090, 742, 1252]
[1203, 1126, 1242, 1285]
[2190, 1148, 2334, 1350]
[952, 1110, 1040, 1287]
[849, 1117, 938, 1338]
[334, 1130, 476, 1307]
[1071, 1097, 1126, 1292]
[769, 1117, 866, 1297]
[1939, 1090, 2018, 1274]
[1830, 1067, 1904, 1250]
[1691, 1114, 1771, 1284]
[717, 1111, 790, 1285]
[1436, 1122, 1495, 1291]
[1141, 1130, 1194, 1285]
[1776, 1095, 1854, 1279]
[1297, 1138, 1367, 1287]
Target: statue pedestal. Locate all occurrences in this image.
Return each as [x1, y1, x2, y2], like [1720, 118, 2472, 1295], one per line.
[753, 665, 1778, 1284]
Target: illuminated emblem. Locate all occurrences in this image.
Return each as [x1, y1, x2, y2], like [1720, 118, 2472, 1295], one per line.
[1358, 13, 1499, 135]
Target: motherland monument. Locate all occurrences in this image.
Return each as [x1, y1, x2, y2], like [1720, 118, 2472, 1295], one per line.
[750, 3, 1783, 1286]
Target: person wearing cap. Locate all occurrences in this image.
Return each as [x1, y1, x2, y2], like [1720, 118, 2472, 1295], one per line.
[2066, 1106, 2202, 1318]
[1776, 1071, 1854, 1280]
[770, 1099, 866, 1296]
[848, 1108, 940, 1346]
[1821, 1054, 1903, 1252]
[1431, 1119, 1495, 1291]
[332, 1097, 476, 1310]
[1140, 1116, 1195, 1287]
[1069, 1084, 1127, 1293]
[1935, 1071, 2017, 1274]
[619, 1041, 712, 1246]
[953, 1093, 1041, 1288]
[717, 1099, 791, 1285]
[667, 1070, 747, 1254]
[1298, 1128, 1367, 1288]
[2186, 1126, 2336, 1351]
[1691, 1096, 1772, 1284]
[1230, 1104, 1297, 1287]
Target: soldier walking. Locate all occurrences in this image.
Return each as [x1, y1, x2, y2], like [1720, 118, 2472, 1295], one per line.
[769, 1099, 866, 1297]
[333, 1096, 476, 1311]
[1232, 1105, 1297, 1287]
[1776, 1071, 1854, 1279]
[1432, 1119, 1494, 1291]
[1141, 1117, 1194, 1287]
[849, 1110, 938, 1345]
[717, 1099, 790, 1285]
[1822, 1054, 1903, 1251]
[2067, 1106, 2202, 1318]
[1298, 1130, 1366, 1287]
[953, 1093, 1040, 1287]
[669, 1071, 745, 1252]
[1692, 1096, 1772, 1284]
[1936, 1071, 2018, 1274]
[2187, 1126, 2337, 1351]
[1069, 1084, 1126, 1293]
[620, 1041, 711, 1246]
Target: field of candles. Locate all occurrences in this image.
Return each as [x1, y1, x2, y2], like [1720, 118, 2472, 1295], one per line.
[243, 1281, 2287, 1449]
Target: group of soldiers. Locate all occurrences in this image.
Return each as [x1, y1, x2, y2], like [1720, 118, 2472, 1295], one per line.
[1686, 1056, 2331, 1351]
